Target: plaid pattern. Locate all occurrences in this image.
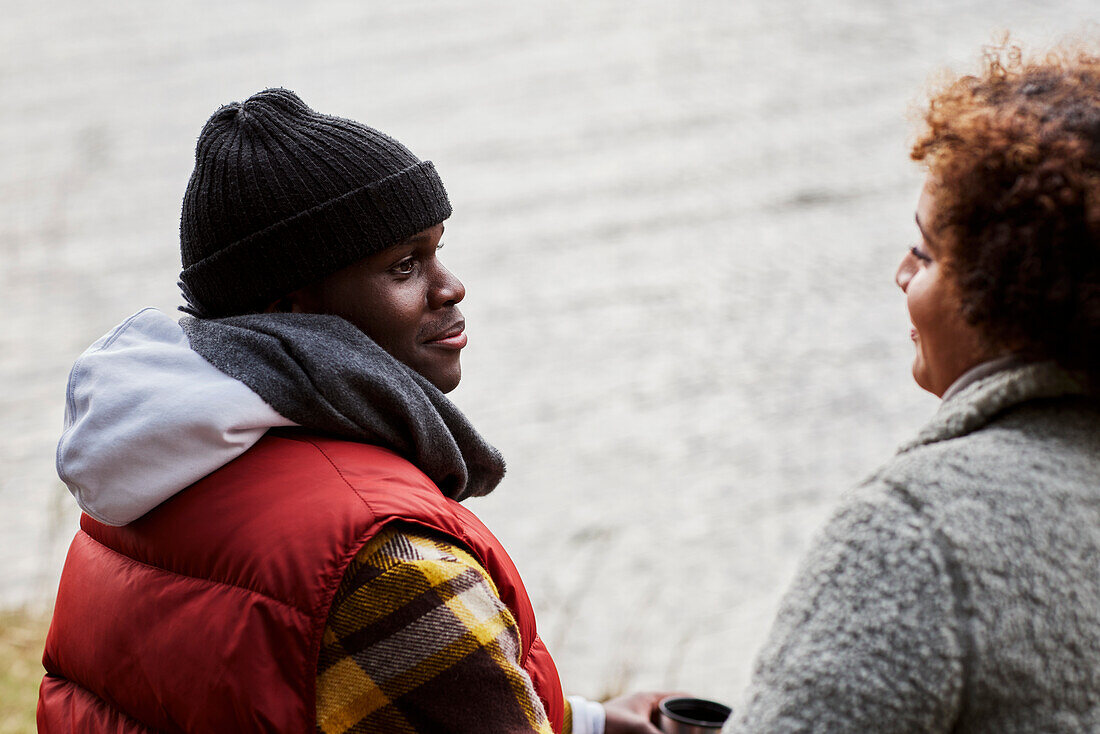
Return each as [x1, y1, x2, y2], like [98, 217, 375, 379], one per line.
[316, 523, 568, 734]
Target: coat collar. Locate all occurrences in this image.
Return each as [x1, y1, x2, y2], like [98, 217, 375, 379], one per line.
[899, 361, 1089, 452]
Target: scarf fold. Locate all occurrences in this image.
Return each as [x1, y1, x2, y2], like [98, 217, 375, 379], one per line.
[180, 313, 505, 501]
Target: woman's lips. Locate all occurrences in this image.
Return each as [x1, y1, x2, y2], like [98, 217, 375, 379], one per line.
[910, 327, 918, 342]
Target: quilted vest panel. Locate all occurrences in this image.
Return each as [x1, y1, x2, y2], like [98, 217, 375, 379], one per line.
[40, 433, 564, 733]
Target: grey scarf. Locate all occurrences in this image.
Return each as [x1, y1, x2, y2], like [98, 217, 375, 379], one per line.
[180, 312, 505, 501]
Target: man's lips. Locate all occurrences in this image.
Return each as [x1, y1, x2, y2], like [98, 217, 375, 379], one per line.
[424, 321, 467, 349]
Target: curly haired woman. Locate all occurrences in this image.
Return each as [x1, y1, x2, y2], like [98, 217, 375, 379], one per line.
[723, 42, 1100, 733]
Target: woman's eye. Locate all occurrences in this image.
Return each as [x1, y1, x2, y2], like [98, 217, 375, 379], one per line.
[910, 245, 932, 264]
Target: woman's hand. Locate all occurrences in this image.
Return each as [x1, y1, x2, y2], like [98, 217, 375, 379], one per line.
[603, 691, 687, 734]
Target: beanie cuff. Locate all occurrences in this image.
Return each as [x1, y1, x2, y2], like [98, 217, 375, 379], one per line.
[179, 160, 451, 318]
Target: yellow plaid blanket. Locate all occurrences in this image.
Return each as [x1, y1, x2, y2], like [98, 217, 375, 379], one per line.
[316, 523, 571, 733]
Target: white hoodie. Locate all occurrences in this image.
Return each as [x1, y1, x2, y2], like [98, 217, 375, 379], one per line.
[56, 308, 295, 526]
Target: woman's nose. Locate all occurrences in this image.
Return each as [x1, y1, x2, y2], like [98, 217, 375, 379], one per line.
[895, 256, 914, 292]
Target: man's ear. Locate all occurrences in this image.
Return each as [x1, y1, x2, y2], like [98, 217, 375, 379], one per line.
[264, 282, 325, 314]
[263, 297, 295, 314]
[263, 290, 310, 314]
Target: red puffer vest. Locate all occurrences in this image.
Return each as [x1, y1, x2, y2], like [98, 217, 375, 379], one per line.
[39, 432, 564, 733]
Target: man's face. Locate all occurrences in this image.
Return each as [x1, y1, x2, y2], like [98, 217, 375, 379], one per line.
[285, 224, 467, 392]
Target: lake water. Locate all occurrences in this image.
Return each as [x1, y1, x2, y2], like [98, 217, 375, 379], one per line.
[3, 0, 1096, 702]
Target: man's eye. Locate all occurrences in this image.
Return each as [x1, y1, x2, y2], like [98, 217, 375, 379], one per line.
[392, 258, 416, 275]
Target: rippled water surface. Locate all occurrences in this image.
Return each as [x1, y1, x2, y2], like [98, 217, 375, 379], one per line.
[3, 0, 1096, 698]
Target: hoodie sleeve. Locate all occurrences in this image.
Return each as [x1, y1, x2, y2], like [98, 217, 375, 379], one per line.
[724, 489, 965, 734]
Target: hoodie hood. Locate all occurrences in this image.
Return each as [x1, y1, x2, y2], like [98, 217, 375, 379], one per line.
[57, 309, 295, 526]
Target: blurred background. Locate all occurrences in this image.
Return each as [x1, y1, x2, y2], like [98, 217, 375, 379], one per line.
[2, 0, 1097, 728]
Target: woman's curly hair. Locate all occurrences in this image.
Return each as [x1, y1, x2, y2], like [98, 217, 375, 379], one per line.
[911, 40, 1100, 381]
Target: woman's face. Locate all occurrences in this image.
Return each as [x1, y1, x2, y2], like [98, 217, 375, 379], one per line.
[895, 180, 996, 397]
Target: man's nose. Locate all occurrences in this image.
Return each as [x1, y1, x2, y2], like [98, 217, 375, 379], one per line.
[430, 264, 465, 308]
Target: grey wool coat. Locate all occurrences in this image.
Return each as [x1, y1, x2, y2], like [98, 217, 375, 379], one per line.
[725, 362, 1100, 733]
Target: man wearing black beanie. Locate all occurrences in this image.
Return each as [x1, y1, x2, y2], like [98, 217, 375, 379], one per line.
[39, 89, 671, 733]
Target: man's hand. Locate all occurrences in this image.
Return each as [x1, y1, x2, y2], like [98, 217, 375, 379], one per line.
[603, 691, 688, 734]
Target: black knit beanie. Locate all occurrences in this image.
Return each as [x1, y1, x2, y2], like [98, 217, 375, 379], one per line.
[178, 88, 452, 318]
